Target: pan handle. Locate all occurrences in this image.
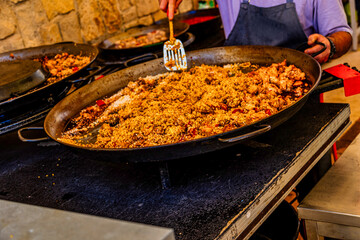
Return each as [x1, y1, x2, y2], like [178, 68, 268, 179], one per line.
[183, 32, 196, 47]
[218, 124, 271, 143]
[124, 53, 159, 68]
[69, 66, 103, 84]
[314, 79, 343, 94]
[18, 127, 50, 142]
[296, 41, 326, 58]
[54, 41, 75, 45]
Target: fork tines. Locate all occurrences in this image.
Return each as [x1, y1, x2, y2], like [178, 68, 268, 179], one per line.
[163, 39, 187, 71]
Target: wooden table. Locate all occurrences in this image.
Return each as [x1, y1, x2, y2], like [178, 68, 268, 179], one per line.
[297, 133, 360, 240]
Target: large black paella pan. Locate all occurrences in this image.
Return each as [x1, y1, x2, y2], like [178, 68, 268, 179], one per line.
[43, 45, 321, 162]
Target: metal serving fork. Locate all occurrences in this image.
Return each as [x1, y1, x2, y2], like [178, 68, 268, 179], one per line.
[163, 19, 187, 71]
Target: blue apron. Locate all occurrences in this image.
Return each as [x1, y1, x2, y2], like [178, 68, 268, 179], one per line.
[224, 0, 308, 49]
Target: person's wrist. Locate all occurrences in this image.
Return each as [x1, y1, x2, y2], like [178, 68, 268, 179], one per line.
[326, 37, 336, 59]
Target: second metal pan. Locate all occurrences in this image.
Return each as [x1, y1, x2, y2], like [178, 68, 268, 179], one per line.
[0, 60, 46, 101]
[97, 21, 189, 56]
[0, 42, 99, 114]
[43, 45, 321, 163]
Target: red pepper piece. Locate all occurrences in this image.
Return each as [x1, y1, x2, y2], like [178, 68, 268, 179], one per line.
[265, 109, 272, 115]
[72, 66, 79, 72]
[96, 100, 105, 106]
[95, 75, 104, 80]
[232, 108, 243, 114]
[220, 103, 228, 111]
[189, 128, 197, 137]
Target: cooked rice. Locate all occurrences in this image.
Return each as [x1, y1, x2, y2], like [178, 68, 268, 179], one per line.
[59, 60, 309, 148]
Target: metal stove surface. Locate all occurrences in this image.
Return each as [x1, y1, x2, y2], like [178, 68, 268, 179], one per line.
[0, 101, 350, 240]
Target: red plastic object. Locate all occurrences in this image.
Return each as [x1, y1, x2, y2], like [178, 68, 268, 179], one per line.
[324, 64, 360, 97]
[181, 16, 217, 25]
[332, 143, 338, 161]
[319, 93, 338, 161]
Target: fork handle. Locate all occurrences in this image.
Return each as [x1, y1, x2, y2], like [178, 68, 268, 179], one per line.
[169, 20, 174, 44]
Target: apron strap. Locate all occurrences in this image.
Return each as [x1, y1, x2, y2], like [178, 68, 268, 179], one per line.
[243, 0, 293, 3]
[242, 0, 294, 10]
[286, 0, 294, 8]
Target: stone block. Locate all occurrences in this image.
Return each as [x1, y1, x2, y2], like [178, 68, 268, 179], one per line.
[99, 0, 122, 33]
[122, 6, 138, 23]
[40, 23, 62, 45]
[0, 1, 16, 40]
[41, 0, 74, 20]
[14, 0, 48, 47]
[118, 0, 132, 11]
[9, 0, 26, 3]
[124, 19, 139, 30]
[178, 0, 193, 13]
[77, 0, 106, 42]
[152, 10, 167, 22]
[136, 0, 158, 17]
[138, 15, 153, 26]
[57, 11, 83, 43]
[0, 31, 24, 53]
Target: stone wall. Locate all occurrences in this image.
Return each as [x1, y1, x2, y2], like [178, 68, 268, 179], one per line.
[0, 0, 196, 53]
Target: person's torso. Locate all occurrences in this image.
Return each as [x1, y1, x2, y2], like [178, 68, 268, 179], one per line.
[218, 0, 313, 38]
[223, 0, 308, 48]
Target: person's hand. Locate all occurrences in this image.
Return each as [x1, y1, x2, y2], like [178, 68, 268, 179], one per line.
[159, 0, 183, 20]
[304, 34, 331, 64]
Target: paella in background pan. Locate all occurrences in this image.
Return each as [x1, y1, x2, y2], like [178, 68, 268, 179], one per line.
[0, 43, 98, 114]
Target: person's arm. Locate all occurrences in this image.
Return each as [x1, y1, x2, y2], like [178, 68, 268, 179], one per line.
[304, 32, 352, 63]
[159, 0, 183, 20]
[303, 0, 353, 63]
[327, 31, 353, 58]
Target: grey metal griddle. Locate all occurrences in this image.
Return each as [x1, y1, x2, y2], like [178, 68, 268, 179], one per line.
[0, 60, 46, 101]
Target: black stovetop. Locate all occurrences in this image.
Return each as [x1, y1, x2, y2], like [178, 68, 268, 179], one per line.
[0, 100, 349, 240]
[0, 18, 353, 239]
